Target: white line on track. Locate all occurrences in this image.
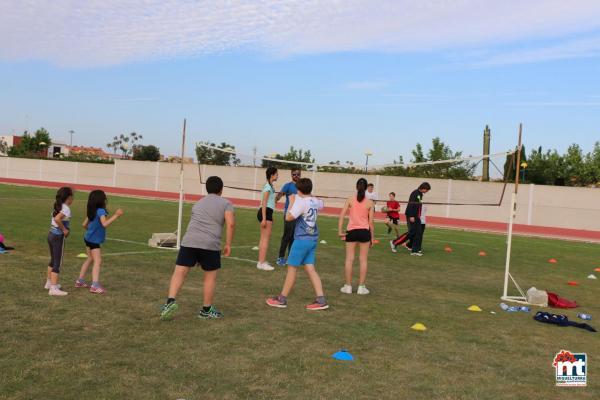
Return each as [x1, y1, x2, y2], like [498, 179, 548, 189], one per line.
[224, 255, 257, 264]
[107, 238, 149, 246]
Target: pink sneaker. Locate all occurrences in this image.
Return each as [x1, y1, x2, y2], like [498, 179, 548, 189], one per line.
[74, 280, 89, 288]
[305, 301, 329, 311]
[89, 285, 106, 294]
[266, 296, 287, 308]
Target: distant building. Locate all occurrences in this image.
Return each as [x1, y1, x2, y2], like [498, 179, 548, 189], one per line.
[67, 145, 112, 160]
[0, 135, 22, 155]
[164, 155, 194, 163]
[48, 140, 70, 158]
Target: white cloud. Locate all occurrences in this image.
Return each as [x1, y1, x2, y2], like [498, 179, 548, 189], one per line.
[1, 0, 600, 67]
[474, 36, 600, 67]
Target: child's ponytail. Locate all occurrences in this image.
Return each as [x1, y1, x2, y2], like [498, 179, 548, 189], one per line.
[53, 187, 73, 217]
[356, 178, 368, 202]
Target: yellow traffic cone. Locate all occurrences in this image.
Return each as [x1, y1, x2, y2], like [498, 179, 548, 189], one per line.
[410, 323, 427, 331]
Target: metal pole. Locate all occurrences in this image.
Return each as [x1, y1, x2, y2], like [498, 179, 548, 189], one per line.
[176, 119, 187, 249]
[502, 123, 522, 299]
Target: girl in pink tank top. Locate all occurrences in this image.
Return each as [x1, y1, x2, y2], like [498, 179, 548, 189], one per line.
[338, 178, 374, 295]
[347, 196, 370, 231]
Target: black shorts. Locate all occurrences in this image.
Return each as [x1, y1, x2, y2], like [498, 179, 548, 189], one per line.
[176, 246, 221, 271]
[345, 229, 372, 243]
[388, 217, 399, 225]
[84, 239, 101, 249]
[257, 207, 274, 222]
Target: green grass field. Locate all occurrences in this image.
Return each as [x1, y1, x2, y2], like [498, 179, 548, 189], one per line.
[1, 184, 599, 399]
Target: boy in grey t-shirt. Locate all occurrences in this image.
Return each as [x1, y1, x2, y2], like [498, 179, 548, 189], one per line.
[160, 176, 235, 320]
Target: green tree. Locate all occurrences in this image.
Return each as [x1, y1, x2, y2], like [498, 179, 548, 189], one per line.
[317, 160, 362, 174]
[195, 142, 240, 166]
[0, 137, 8, 155]
[7, 128, 51, 157]
[409, 137, 474, 179]
[106, 132, 143, 158]
[564, 144, 587, 186]
[262, 146, 314, 170]
[133, 145, 161, 161]
[584, 142, 600, 186]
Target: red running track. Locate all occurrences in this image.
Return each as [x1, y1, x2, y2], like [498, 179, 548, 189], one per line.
[2, 176, 600, 243]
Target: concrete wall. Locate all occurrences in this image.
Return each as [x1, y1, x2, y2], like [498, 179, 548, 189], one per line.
[2, 156, 600, 231]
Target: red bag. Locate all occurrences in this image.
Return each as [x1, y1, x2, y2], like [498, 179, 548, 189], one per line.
[547, 292, 578, 308]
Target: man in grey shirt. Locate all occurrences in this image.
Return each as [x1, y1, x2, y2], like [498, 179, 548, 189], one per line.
[160, 176, 235, 320]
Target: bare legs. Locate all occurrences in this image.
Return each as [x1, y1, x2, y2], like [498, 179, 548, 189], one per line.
[78, 247, 102, 283]
[167, 265, 217, 307]
[344, 242, 370, 286]
[280, 265, 323, 298]
[258, 222, 273, 264]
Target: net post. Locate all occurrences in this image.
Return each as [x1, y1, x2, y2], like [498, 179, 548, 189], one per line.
[176, 119, 187, 250]
[502, 123, 523, 301]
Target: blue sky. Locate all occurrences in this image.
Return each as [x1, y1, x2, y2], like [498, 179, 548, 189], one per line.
[1, 1, 600, 165]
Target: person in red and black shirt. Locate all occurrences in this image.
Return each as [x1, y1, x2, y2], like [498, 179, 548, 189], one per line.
[385, 192, 401, 236]
[390, 182, 431, 256]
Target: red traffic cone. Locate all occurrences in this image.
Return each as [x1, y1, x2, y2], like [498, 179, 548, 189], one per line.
[444, 246, 453, 253]
[567, 281, 578, 286]
[548, 258, 557, 264]
[478, 251, 487, 257]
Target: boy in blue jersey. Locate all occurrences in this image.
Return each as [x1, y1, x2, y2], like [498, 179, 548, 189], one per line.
[266, 178, 329, 311]
[275, 169, 300, 266]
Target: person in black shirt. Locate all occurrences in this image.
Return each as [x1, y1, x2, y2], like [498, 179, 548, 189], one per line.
[389, 182, 431, 256]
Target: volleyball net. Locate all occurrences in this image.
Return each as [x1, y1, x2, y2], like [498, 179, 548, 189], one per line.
[195, 142, 515, 208]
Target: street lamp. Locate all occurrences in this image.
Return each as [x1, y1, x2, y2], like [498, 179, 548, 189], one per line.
[364, 151, 373, 173]
[69, 130, 75, 147]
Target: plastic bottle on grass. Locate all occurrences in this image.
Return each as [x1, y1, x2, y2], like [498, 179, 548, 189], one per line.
[577, 313, 592, 321]
[500, 303, 518, 312]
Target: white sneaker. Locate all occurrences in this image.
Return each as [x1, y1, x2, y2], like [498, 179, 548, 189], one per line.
[49, 286, 68, 296]
[410, 251, 423, 257]
[257, 262, 275, 271]
[357, 285, 370, 295]
[340, 284, 352, 294]
[44, 281, 61, 290]
[389, 240, 397, 253]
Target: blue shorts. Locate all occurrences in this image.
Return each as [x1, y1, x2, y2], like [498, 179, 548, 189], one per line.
[287, 240, 318, 267]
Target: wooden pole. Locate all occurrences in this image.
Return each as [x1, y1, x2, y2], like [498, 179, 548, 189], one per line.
[514, 123, 523, 194]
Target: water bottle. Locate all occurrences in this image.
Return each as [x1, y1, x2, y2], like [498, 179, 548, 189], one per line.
[519, 306, 531, 313]
[577, 313, 592, 321]
[500, 303, 518, 312]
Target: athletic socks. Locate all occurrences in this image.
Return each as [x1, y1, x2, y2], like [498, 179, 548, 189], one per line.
[167, 298, 176, 305]
[91, 281, 100, 288]
[202, 306, 211, 312]
[316, 296, 326, 305]
[277, 294, 287, 304]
